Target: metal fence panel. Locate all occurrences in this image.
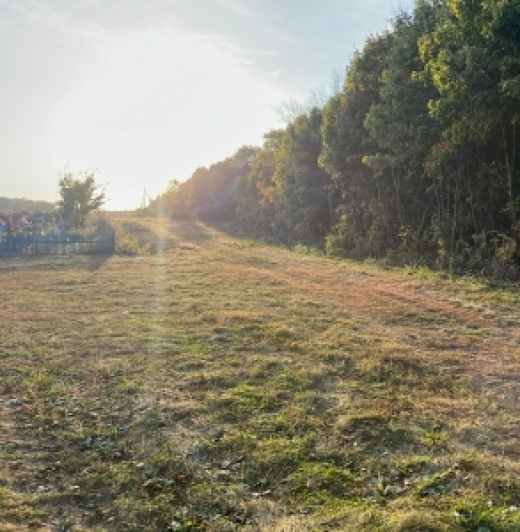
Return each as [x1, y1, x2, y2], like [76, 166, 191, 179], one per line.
[0, 234, 115, 257]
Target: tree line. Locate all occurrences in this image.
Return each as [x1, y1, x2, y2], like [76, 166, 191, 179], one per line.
[155, 0, 520, 276]
[0, 197, 54, 214]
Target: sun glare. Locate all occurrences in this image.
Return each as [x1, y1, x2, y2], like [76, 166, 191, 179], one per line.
[47, 30, 282, 209]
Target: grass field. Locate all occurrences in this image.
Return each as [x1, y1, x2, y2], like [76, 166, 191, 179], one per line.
[1, 217, 520, 531]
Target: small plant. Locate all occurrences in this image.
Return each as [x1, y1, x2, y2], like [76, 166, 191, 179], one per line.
[116, 236, 140, 255]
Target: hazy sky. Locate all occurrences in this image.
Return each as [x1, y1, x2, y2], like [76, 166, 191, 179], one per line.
[1, 0, 406, 209]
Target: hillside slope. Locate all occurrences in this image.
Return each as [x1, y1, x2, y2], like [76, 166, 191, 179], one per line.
[1, 217, 520, 531]
[0, 197, 54, 213]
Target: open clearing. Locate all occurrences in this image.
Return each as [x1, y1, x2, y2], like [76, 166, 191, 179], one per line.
[1, 218, 520, 531]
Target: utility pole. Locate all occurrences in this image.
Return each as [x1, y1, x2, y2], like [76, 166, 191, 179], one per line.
[141, 187, 150, 209]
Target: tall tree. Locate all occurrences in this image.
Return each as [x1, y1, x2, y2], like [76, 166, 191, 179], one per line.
[363, 2, 441, 252]
[320, 33, 392, 255]
[57, 171, 105, 230]
[420, 0, 520, 247]
[273, 108, 333, 244]
[234, 131, 283, 236]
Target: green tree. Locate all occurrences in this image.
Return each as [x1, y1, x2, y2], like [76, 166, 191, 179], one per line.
[419, 0, 520, 260]
[273, 108, 333, 244]
[320, 33, 392, 255]
[234, 131, 283, 236]
[57, 171, 105, 230]
[363, 2, 441, 254]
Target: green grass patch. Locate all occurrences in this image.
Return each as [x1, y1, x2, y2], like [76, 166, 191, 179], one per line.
[1, 218, 520, 530]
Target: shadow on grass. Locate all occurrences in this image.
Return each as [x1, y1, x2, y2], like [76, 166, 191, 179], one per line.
[202, 219, 290, 248]
[171, 219, 212, 242]
[87, 253, 112, 271]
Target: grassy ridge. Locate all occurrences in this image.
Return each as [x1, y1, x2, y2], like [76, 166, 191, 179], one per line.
[1, 217, 520, 531]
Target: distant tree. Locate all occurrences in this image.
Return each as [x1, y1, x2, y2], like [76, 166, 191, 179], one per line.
[234, 132, 283, 234]
[57, 171, 105, 230]
[0, 197, 55, 213]
[159, 146, 258, 220]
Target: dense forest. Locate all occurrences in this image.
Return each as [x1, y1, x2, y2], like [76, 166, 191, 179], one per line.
[153, 0, 520, 276]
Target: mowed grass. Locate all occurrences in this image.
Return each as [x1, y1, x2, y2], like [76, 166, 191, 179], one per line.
[1, 217, 520, 531]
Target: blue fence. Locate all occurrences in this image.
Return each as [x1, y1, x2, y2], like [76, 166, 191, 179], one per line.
[0, 233, 115, 256]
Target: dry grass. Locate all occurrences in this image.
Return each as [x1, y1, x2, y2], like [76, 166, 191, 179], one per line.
[1, 216, 520, 531]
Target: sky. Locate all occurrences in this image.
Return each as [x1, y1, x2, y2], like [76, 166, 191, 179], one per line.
[0, 0, 409, 210]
